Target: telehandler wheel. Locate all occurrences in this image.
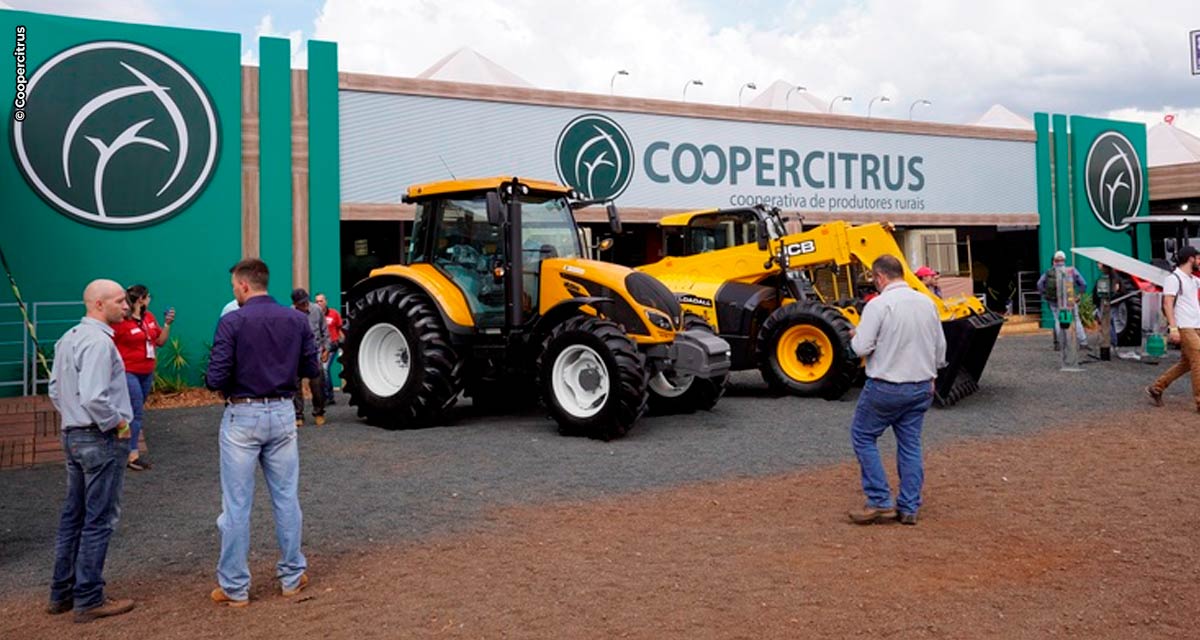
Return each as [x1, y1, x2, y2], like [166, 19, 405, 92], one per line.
[341, 284, 462, 429]
[757, 300, 858, 400]
[647, 313, 729, 415]
[538, 315, 648, 441]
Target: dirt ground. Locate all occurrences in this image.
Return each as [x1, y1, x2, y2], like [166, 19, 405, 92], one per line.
[3, 406, 1196, 639]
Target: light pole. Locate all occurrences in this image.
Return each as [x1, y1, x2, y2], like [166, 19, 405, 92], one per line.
[609, 69, 629, 95]
[682, 79, 703, 102]
[867, 95, 890, 117]
[738, 82, 757, 106]
[828, 95, 852, 113]
[785, 84, 807, 110]
[909, 99, 932, 120]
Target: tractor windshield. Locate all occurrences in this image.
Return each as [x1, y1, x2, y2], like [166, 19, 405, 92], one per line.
[520, 196, 582, 261]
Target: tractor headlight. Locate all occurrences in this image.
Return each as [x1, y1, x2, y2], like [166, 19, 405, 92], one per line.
[645, 309, 673, 331]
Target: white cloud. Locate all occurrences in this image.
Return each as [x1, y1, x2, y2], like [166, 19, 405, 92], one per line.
[4, 0, 163, 24]
[310, 0, 1200, 136]
[241, 14, 308, 69]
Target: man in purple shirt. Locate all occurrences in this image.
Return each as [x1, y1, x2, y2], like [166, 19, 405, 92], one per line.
[205, 258, 320, 607]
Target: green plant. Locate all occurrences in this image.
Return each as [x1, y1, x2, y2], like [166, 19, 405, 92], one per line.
[1077, 295, 1097, 329]
[153, 337, 191, 394]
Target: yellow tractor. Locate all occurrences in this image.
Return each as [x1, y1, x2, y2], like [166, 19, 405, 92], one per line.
[339, 177, 731, 440]
[636, 205, 1004, 405]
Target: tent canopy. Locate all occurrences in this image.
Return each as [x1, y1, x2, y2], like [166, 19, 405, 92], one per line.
[417, 47, 534, 88]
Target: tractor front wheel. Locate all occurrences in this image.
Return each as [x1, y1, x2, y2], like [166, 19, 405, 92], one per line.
[538, 316, 648, 440]
[758, 301, 858, 400]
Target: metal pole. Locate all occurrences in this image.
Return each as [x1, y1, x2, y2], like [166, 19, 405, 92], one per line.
[1056, 267, 1083, 371]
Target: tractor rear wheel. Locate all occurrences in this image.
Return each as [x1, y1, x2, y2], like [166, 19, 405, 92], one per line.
[647, 313, 729, 415]
[538, 315, 648, 440]
[758, 300, 858, 400]
[341, 284, 462, 428]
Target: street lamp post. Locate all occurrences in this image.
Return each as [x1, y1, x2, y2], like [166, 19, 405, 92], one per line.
[867, 95, 890, 117]
[682, 79, 703, 102]
[785, 84, 807, 110]
[828, 95, 852, 113]
[609, 69, 629, 95]
[909, 99, 932, 120]
[738, 82, 757, 106]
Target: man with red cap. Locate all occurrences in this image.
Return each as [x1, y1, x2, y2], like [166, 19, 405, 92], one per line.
[914, 266, 942, 298]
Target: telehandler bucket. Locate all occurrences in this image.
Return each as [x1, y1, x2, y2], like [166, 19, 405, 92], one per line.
[934, 308, 1004, 406]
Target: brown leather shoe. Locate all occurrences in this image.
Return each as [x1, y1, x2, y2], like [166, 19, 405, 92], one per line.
[210, 588, 249, 608]
[897, 512, 918, 525]
[848, 505, 897, 525]
[73, 597, 135, 623]
[1146, 386, 1163, 407]
[46, 599, 72, 615]
[281, 573, 309, 597]
[314, 416, 326, 427]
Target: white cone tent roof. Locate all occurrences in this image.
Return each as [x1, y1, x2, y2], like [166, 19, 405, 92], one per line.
[971, 104, 1033, 129]
[1147, 122, 1200, 167]
[417, 47, 534, 88]
[745, 80, 827, 113]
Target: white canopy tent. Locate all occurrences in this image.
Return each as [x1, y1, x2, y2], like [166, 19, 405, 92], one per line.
[1146, 122, 1200, 168]
[417, 47, 534, 88]
[971, 104, 1033, 130]
[745, 80, 828, 114]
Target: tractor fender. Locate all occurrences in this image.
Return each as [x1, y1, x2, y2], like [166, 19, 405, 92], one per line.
[532, 296, 612, 338]
[347, 265, 476, 336]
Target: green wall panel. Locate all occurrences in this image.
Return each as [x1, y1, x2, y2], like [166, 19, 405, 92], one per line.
[0, 11, 241, 392]
[258, 37, 293, 302]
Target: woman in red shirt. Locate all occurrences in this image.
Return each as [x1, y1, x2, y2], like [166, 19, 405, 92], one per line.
[111, 285, 175, 470]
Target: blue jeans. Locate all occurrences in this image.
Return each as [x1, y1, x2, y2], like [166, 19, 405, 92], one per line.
[50, 428, 129, 610]
[217, 400, 306, 600]
[322, 348, 338, 399]
[850, 379, 934, 515]
[125, 372, 154, 455]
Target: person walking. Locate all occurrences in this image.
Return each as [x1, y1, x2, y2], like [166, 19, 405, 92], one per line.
[291, 288, 329, 426]
[47, 279, 137, 623]
[315, 293, 342, 404]
[1146, 246, 1200, 411]
[1037, 250, 1089, 351]
[206, 259, 320, 606]
[111, 284, 175, 471]
[847, 255, 947, 526]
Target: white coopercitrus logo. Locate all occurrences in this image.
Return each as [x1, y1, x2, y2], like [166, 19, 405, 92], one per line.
[1084, 131, 1143, 231]
[12, 41, 219, 228]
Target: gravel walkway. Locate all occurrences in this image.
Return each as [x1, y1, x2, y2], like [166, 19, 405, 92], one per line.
[0, 334, 1175, 596]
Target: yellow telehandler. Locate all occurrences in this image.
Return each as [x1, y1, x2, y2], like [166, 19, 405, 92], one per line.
[636, 205, 1004, 405]
[339, 177, 731, 440]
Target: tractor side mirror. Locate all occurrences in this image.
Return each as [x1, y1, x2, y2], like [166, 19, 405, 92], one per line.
[597, 237, 614, 252]
[485, 191, 504, 225]
[756, 220, 769, 251]
[607, 202, 622, 235]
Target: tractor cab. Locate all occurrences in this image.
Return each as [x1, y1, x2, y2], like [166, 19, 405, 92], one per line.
[659, 206, 786, 258]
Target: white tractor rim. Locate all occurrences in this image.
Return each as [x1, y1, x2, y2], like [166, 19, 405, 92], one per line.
[359, 323, 412, 397]
[551, 344, 610, 419]
[648, 372, 694, 398]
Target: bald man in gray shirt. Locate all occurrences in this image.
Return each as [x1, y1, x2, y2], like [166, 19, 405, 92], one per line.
[47, 280, 137, 623]
[847, 255, 946, 526]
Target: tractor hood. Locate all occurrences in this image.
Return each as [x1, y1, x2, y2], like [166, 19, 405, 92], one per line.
[539, 258, 682, 341]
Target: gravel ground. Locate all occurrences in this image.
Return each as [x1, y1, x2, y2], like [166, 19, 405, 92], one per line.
[0, 333, 1179, 597]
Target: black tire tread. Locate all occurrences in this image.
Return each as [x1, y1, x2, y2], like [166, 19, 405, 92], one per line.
[537, 315, 648, 440]
[757, 300, 858, 400]
[340, 284, 462, 429]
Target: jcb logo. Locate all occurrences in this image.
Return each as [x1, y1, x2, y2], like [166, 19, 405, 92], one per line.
[783, 240, 816, 256]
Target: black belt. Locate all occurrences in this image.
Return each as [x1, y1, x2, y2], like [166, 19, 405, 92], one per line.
[64, 423, 101, 430]
[227, 396, 291, 404]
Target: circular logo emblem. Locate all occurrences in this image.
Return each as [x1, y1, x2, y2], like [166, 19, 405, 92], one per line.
[555, 114, 634, 201]
[1084, 131, 1143, 231]
[12, 41, 219, 228]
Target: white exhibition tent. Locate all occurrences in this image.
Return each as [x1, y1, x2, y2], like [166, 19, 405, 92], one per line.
[416, 47, 534, 88]
[971, 104, 1033, 129]
[745, 80, 829, 114]
[1146, 121, 1200, 167]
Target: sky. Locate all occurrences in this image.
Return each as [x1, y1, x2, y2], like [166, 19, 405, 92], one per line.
[6, 0, 1200, 137]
